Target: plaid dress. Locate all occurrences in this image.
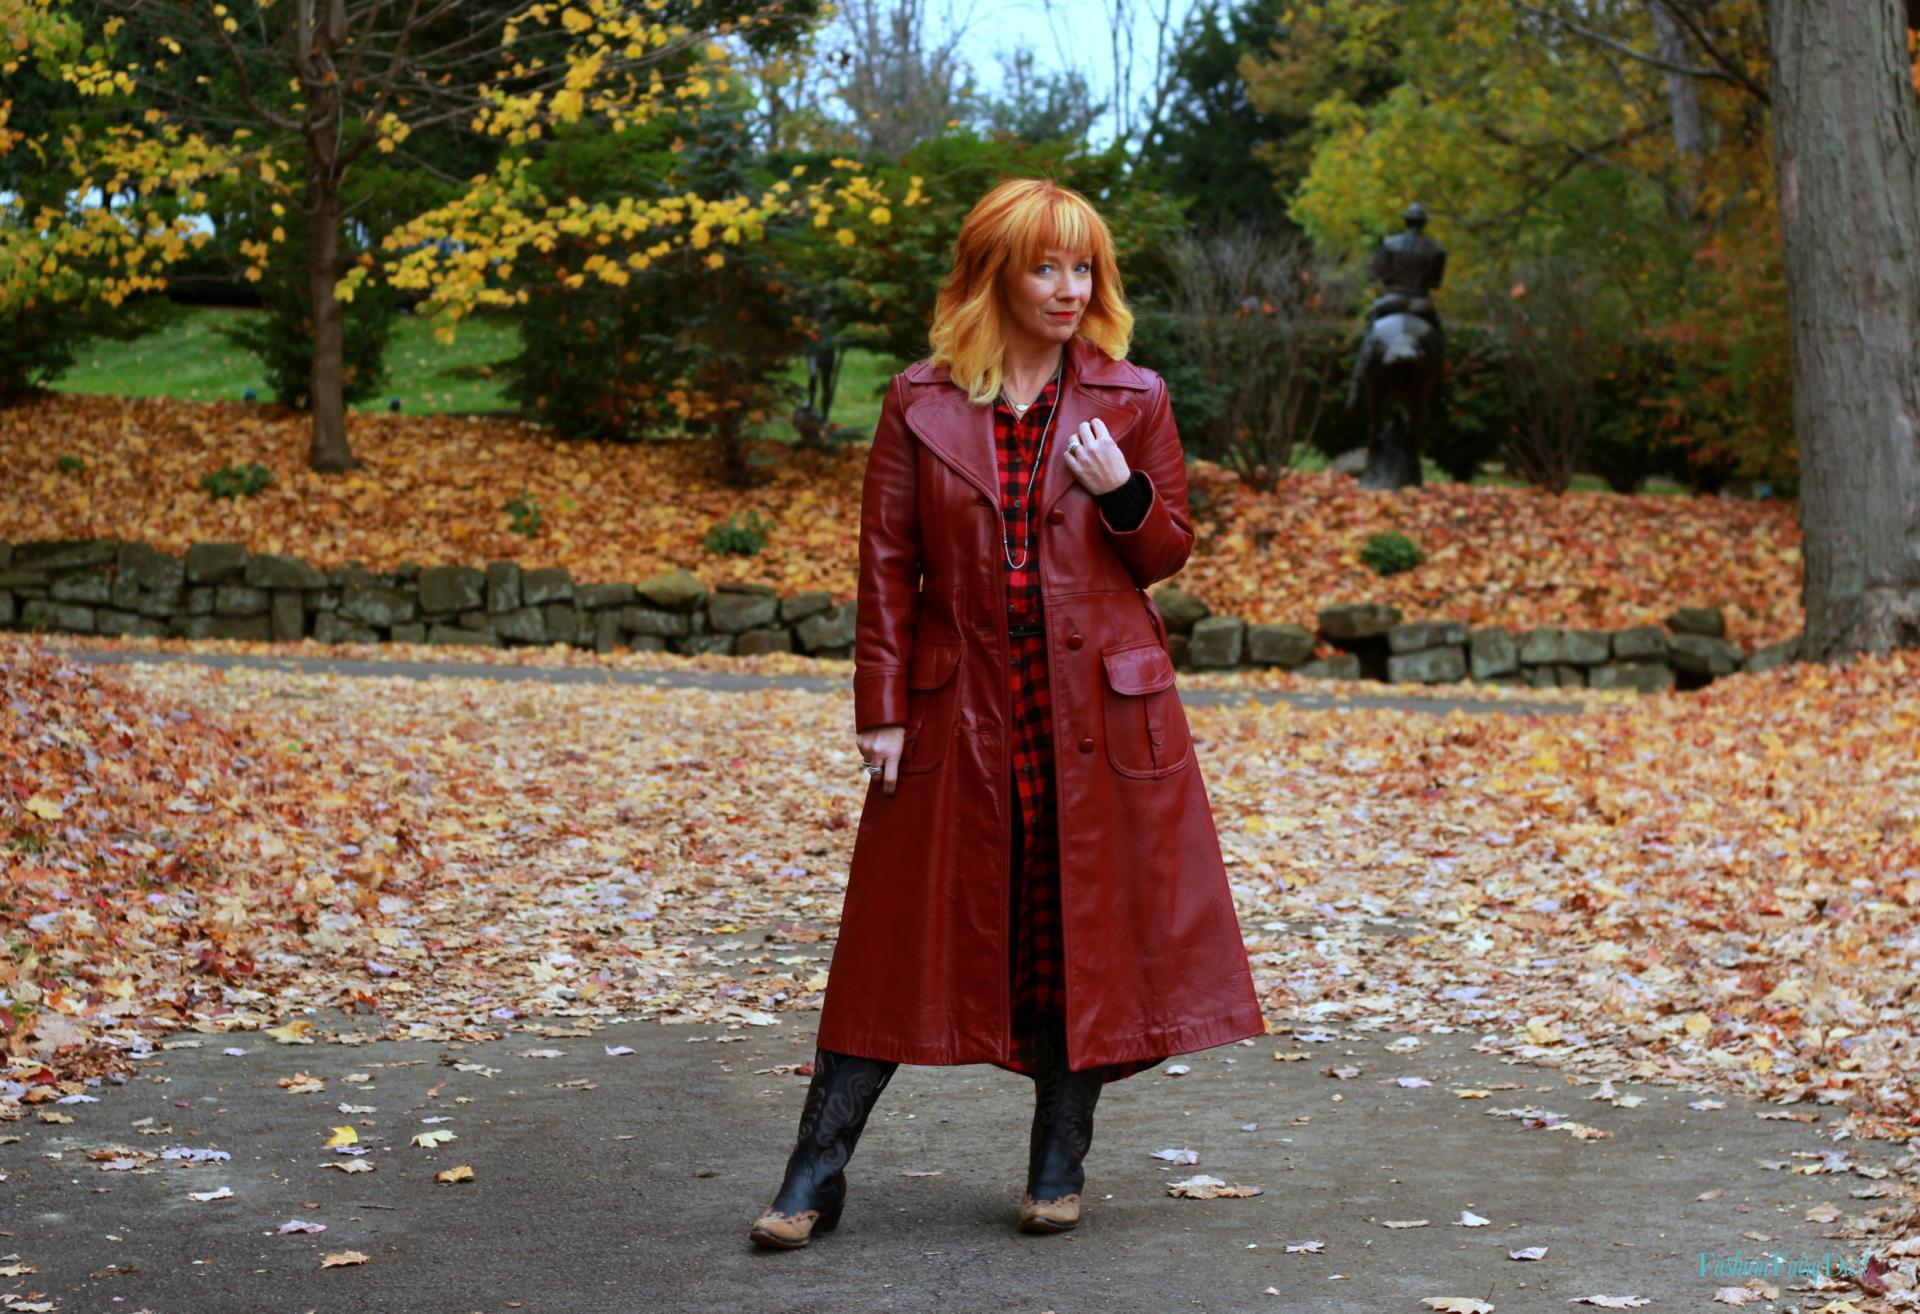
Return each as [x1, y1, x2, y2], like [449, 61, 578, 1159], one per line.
[992, 367, 1164, 1085]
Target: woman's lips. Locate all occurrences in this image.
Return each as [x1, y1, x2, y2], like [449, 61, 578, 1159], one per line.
[1048, 311, 1078, 322]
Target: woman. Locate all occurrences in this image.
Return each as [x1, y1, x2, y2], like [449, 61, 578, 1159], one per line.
[749, 178, 1265, 1249]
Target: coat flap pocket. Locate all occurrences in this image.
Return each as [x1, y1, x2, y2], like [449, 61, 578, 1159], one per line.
[907, 641, 963, 690]
[1101, 642, 1175, 695]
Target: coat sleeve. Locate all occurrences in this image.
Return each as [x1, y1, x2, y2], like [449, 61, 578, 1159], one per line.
[853, 374, 920, 731]
[1096, 376, 1194, 589]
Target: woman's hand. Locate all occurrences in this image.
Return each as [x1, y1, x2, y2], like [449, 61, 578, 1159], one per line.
[856, 724, 907, 796]
[1064, 416, 1130, 495]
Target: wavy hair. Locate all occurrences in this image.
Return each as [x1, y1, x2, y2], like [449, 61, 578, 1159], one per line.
[926, 178, 1134, 405]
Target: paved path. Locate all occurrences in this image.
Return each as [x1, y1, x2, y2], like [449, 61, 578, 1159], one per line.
[45, 644, 1587, 718]
[3, 931, 1879, 1314]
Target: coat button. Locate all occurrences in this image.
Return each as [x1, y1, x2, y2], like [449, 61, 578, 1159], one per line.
[1078, 736, 1094, 753]
[1047, 509, 1065, 525]
[1067, 633, 1083, 649]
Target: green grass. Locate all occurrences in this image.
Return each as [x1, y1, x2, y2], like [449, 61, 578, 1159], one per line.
[51, 305, 523, 415]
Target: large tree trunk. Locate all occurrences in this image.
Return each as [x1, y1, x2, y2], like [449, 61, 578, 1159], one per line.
[304, 179, 357, 473]
[1648, 1, 1705, 160]
[298, 0, 356, 474]
[1768, 0, 1920, 658]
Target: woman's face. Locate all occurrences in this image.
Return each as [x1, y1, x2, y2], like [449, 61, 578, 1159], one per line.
[1004, 246, 1093, 351]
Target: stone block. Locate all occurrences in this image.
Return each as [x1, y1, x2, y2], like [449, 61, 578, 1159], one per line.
[110, 570, 141, 610]
[184, 586, 216, 616]
[51, 570, 113, 605]
[637, 568, 707, 613]
[1670, 633, 1742, 677]
[1554, 664, 1588, 687]
[1150, 586, 1210, 633]
[329, 565, 380, 590]
[1469, 628, 1519, 680]
[0, 570, 49, 591]
[185, 542, 249, 584]
[1387, 620, 1469, 654]
[339, 585, 417, 628]
[620, 605, 692, 638]
[214, 583, 271, 616]
[428, 624, 500, 647]
[22, 599, 95, 632]
[674, 633, 736, 655]
[627, 635, 670, 653]
[311, 590, 338, 613]
[1245, 622, 1314, 668]
[486, 561, 522, 613]
[389, 622, 427, 645]
[521, 566, 573, 607]
[134, 587, 182, 619]
[1589, 662, 1676, 693]
[1519, 627, 1609, 667]
[795, 601, 856, 652]
[780, 591, 833, 623]
[174, 614, 271, 641]
[574, 583, 635, 611]
[0, 593, 12, 626]
[270, 591, 306, 642]
[1166, 634, 1189, 668]
[0, 542, 9, 569]
[1387, 646, 1466, 684]
[1186, 615, 1246, 668]
[493, 606, 547, 643]
[1744, 636, 1802, 674]
[1666, 606, 1727, 639]
[709, 590, 780, 634]
[543, 603, 579, 642]
[736, 628, 794, 656]
[1318, 602, 1402, 642]
[594, 609, 623, 654]
[417, 565, 487, 614]
[1296, 654, 1362, 680]
[15, 539, 118, 572]
[1611, 626, 1670, 662]
[246, 553, 328, 591]
[313, 612, 378, 645]
[118, 542, 185, 593]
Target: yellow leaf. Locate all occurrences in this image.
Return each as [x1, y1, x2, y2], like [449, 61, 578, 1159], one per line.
[1685, 1012, 1712, 1037]
[25, 795, 62, 820]
[326, 1126, 359, 1148]
[435, 1164, 475, 1184]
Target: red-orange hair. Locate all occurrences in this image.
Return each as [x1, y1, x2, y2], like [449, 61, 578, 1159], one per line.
[926, 178, 1135, 405]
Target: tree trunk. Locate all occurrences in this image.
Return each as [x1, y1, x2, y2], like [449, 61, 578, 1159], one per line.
[304, 178, 357, 473]
[297, 0, 356, 474]
[1648, 1, 1705, 160]
[1768, 0, 1920, 658]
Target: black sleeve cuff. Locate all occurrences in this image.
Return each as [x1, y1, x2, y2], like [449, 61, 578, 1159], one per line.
[1095, 469, 1152, 532]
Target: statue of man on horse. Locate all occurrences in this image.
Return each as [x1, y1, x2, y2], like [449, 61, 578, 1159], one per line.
[1345, 202, 1448, 489]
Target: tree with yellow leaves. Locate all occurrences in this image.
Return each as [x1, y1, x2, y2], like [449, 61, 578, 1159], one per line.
[1, 0, 897, 474]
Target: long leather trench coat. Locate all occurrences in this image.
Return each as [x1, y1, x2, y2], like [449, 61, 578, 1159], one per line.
[815, 334, 1268, 1072]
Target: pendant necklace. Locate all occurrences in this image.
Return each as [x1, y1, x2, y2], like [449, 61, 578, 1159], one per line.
[1000, 358, 1064, 571]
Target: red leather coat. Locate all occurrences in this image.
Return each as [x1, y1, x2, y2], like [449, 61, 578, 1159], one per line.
[816, 334, 1267, 1071]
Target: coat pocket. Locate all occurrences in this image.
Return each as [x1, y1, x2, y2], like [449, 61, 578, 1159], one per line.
[901, 641, 964, 774]
[1098, 640, 1192, 779]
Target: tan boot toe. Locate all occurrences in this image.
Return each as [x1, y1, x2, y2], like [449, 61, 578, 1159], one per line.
[1017, 1192, 1082, 1232]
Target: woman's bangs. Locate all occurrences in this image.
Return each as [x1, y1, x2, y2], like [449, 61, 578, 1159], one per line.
[1016, 198, 1098, 267]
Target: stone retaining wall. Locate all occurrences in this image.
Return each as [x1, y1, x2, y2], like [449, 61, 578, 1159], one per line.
[0, 538, 1801, 691]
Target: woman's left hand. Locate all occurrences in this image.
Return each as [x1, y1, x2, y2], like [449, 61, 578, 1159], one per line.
[1064, 417, 1131, 495]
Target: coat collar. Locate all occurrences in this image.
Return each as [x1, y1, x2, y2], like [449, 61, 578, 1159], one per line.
[900, 336, 1153, 516]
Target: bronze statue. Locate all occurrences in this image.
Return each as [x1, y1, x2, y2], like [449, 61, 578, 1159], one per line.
[1345, 203, 1448, 489]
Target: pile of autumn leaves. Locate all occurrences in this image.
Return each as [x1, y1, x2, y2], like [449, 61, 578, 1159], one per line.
[0, 393, 1803, 647]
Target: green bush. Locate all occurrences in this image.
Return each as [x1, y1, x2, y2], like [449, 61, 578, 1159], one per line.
[504, 491, 543, 538]
[703, 510, 772, 556]
[218, 266, 399, 411]
[200, 462, 275, 499]
[1, 289, 173, 406]
[56, 455, 87, 473]
[1360, 531, 1424, 576]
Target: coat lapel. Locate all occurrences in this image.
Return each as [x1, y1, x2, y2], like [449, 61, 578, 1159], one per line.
[899, 335, 1155, 514]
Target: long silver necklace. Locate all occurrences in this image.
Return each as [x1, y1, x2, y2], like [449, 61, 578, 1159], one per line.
[999, 358, 1064, 570]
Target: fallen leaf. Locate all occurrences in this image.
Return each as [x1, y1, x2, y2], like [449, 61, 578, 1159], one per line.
[1166, 1174, 1262, 1200]
[1423, 1299, 1495, 1314]
[189, 1186, 234, 1202]
[323, 1160, 375, 1174]
[434, 1164, 475, 1184]
[277, 1219, 327, 1234]
[320, 1250, 369, 1268]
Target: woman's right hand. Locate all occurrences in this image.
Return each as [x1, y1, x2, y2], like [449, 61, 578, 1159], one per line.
[856, 724, 907, 796]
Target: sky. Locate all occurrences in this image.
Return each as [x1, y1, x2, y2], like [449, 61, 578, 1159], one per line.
[925, 0, 1207, 148]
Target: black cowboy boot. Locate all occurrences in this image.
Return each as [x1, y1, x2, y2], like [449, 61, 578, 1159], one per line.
[750, 1047, 898, 1249]
[1018, 1021, 1103, 1233]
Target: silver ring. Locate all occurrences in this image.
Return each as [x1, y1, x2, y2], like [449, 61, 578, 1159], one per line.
[863, 764, 882, 776]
